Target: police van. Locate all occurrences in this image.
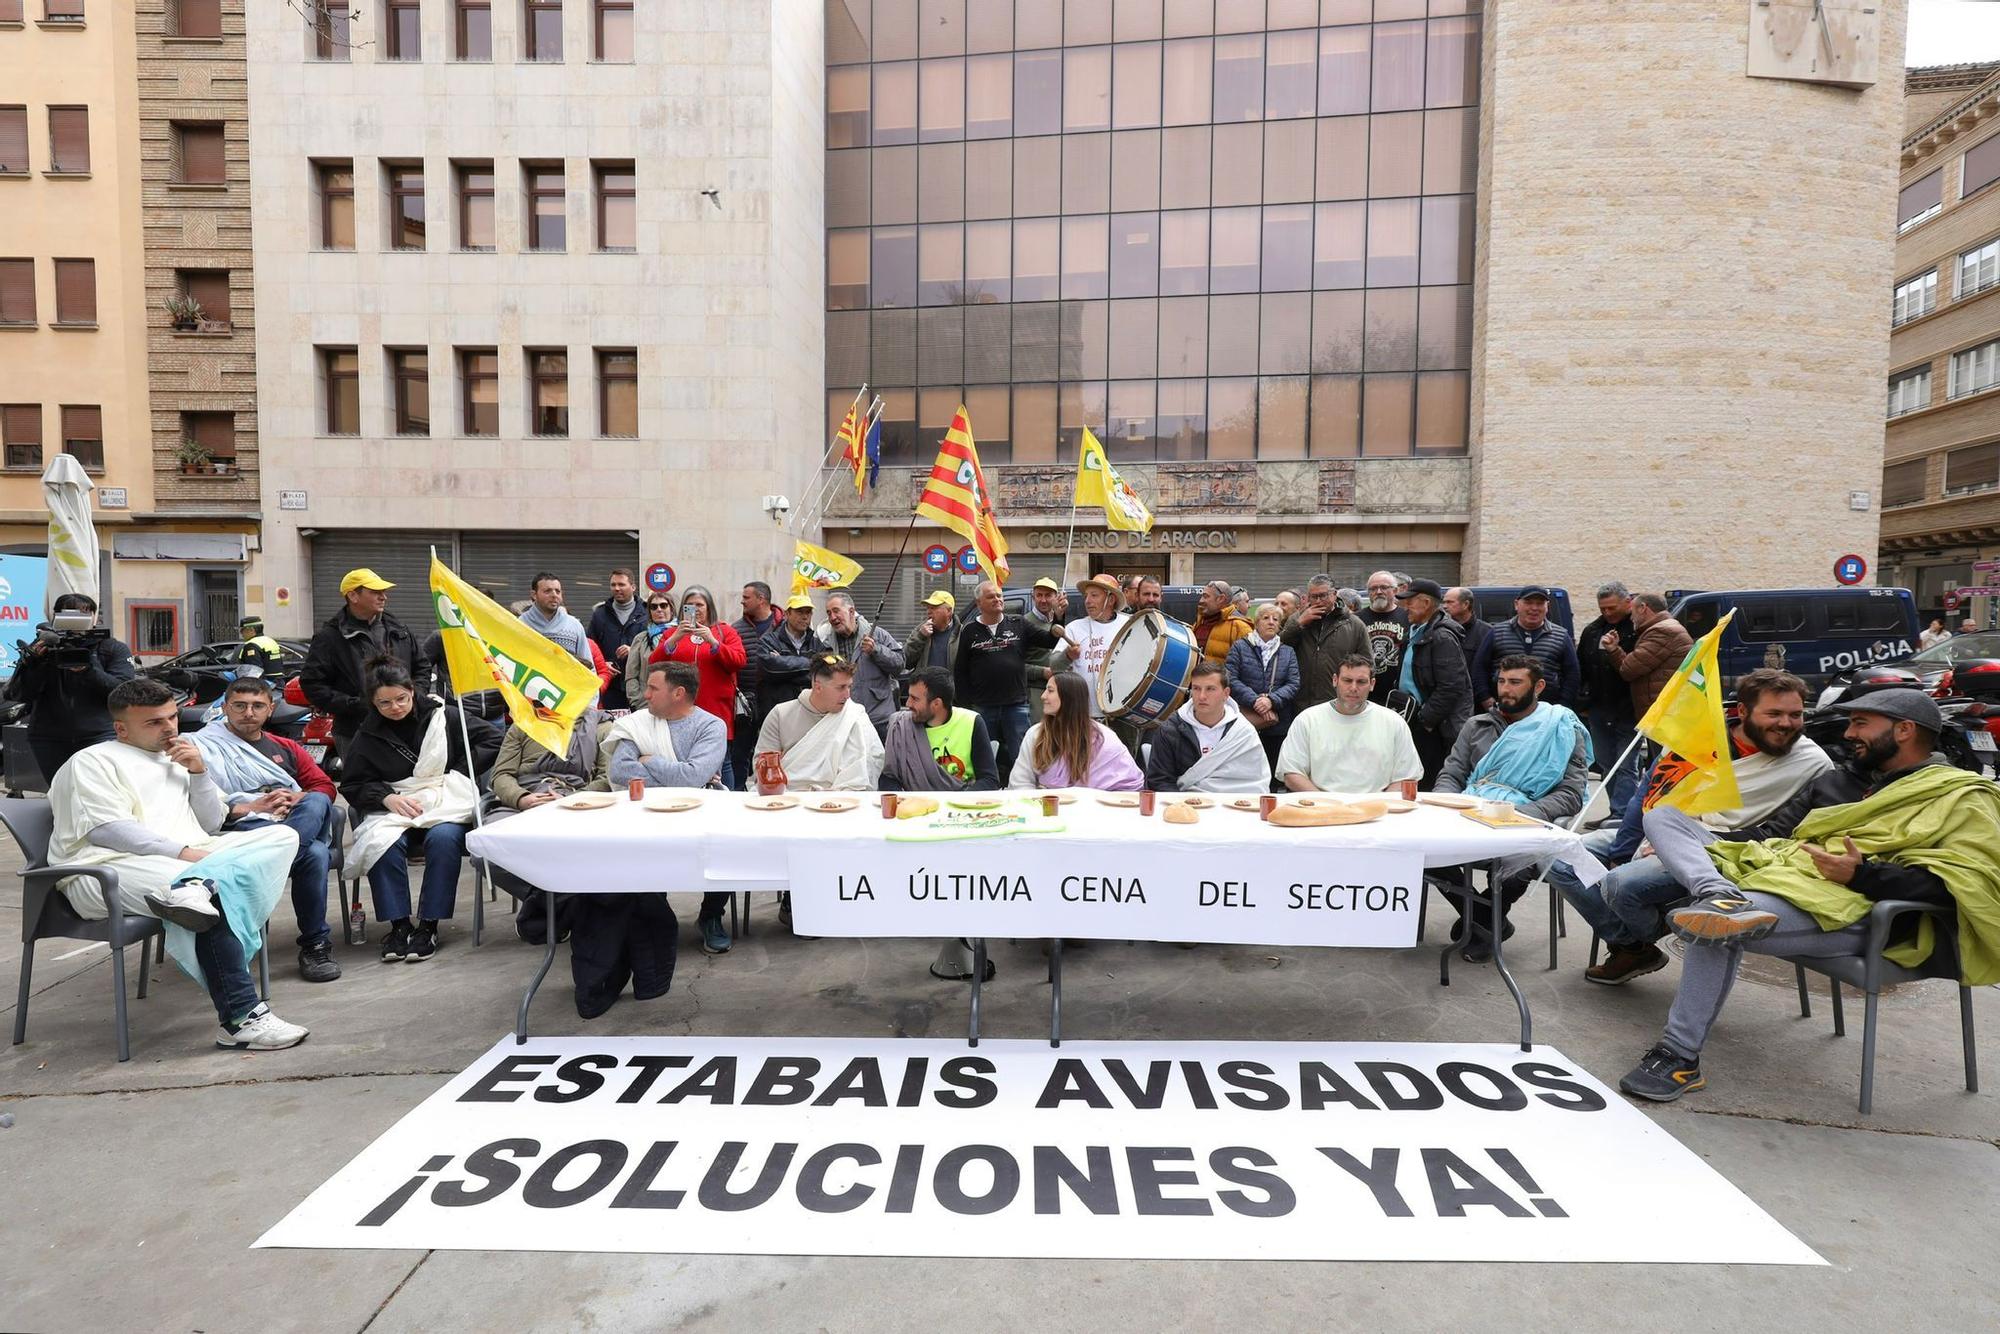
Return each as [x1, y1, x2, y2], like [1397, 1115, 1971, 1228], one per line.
[1668, 588, 1920, 694]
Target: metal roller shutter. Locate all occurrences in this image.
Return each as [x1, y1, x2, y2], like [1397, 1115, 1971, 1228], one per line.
[308, 529, 451, 625]
[1193, 552, 1461, 598]
[457, 531, 641, 612]
[841, 552, 1066, 636]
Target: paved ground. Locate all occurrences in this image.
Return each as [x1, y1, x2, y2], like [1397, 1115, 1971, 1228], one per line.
[2, 832, 1994, 1333]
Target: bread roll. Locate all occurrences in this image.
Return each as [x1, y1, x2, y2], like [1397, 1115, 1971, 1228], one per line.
[1162, 803, 1200, 825]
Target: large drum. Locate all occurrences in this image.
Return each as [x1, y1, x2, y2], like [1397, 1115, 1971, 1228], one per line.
[1096, 611, 1201, 724]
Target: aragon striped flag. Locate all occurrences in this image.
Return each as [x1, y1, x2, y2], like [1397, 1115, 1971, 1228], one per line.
[915, 404, 1011, 584]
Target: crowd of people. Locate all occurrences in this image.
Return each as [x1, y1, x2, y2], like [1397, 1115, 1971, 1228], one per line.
[17, 564, 1998, 1115]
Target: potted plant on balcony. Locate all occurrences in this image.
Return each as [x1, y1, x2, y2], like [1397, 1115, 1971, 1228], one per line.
[175, 437, 213, 475]
[165, 292, 204, 331]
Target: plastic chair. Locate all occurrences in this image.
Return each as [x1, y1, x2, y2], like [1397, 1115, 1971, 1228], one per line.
[1784, 898, 1979, 1115]
[2, 796, 162, 1063]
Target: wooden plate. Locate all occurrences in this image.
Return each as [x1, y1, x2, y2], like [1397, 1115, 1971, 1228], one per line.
[1224, 797, 1263, 812]
[744, 795, 800, 811]
[557, 792, 617, 811]
[948, 796, 1005, 810]
[1167, 795, 1215, 809]
[804, 795, 860, 813]
[1095, 793, 1141, 807]
[1419, 792, 1479, 810]
[643, 794, 703, 813]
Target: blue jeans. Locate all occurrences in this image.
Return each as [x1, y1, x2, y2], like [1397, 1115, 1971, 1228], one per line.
[976, 701, 1031, 780]
[1586, 711, 1640, 812]
[237, 791, 334, 947]
[1602, 758, 1653, 863]
[1548, 828, 1689, 950]
[726, 730, 755, 792]
[191, 917, 260, 1025]
[367, 822, 469, 924]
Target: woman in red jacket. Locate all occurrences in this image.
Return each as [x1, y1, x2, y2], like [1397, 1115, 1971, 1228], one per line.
[647, 584, 746, 784]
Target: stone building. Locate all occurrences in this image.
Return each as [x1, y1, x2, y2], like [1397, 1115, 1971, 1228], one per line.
[1879, 61, 2000, 628]
[243, 0, 824, 632]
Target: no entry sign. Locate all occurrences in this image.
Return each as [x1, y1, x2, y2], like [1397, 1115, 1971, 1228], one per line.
[645, 563, 676, 594]
[922, 545, 951, 574]
[1833, 554, 1867, 586]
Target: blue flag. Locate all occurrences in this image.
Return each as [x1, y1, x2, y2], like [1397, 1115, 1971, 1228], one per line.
[864, 412, 882, 491]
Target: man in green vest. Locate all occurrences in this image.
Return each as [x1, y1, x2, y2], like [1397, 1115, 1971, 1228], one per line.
[238, 616, 284, 674]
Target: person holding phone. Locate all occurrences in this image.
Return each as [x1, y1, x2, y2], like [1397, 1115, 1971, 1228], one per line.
[646, 585, 746, 783]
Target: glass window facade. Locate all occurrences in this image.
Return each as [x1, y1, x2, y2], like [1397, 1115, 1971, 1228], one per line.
[825, 0, 1478, 463]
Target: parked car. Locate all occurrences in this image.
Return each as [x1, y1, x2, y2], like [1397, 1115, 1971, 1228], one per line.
[1816, 629, 2000, 707]
[1671, 588, 1920, 695]
[140, 638, 310, 705]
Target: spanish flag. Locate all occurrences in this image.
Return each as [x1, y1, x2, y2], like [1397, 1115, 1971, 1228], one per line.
[791, 539, 864, 598]
[429, 556, 604, 757]
[915, 404, 1010, 583]
[1637, 610, 1742, 816]
[1074, 426, 1154, 534]
[836, 401, 866, 496]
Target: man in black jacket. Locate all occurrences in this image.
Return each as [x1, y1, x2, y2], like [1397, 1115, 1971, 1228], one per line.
[755, 593, 830, 724]
[1280, 574, 1370, 712]
[1471, 587, 1581, 708]
[1144, 661, 1272, 793]
[9, 592, 137, 782]
[1442, 587, 1492, 705]
[728, 580, 781, 788]
[299, 569, 429, 749]
[954, 579, 1060, 779]
[584, 568, 643, 698]
[1618, 689, 1974, 1102]
[1394, 580, 1471, 784]
[1576, 581, 1640, 810]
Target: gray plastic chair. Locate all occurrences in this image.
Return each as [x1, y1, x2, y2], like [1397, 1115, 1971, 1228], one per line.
[1784, 898, 1979, 1115]
[3, 796, 162, 1062]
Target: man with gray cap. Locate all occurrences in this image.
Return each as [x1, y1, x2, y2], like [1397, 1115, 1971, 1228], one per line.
[1617, 687, 2000, 1102]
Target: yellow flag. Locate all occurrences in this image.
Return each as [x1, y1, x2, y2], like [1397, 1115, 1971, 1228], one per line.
[1637, 610, 1743, 816]
[1073, 427, 1154, 533]
[791, 539, 864, 598]
[428, 557, 604, 757]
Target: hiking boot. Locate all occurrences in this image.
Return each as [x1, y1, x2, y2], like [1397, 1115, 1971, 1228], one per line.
[1669, 892, 1779, 945]
[405, 921, 439, 963]
[215, 1003, 309, 1051]
[380, 920, 412, 962]
[1586, 942, 1669, 986]
[298, 937, 342, 983]
[1618, 1043, 1705, 1102]
[699, 916, 732, 955]
[144, 879, 221, 932]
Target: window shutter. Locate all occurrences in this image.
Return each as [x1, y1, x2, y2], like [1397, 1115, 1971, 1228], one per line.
[0, 1, 22, 24]
[48, 107, 88, 173]
[0, 107, 26, 173]
[178, 124, 224, 183]
[53, 258, 94, 324]
[185, 270, 230, 322]
[1897, 170, 1941, 226]
[193, 412, 235, 455]
[1965, 132, 2000, 202]
[44, 0, 84, 17]
[2, 404, 39, 447]
[0, 258, 33, 323]
[175, 0, 220, 37]
[61, 405, 101, 463]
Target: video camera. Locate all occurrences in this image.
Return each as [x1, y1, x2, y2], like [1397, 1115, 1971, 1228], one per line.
[20, 611, 108, 668]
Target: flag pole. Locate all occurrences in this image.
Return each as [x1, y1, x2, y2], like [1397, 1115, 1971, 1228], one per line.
[430, 546, 487, 833]
[1568, 729, 1646, 834]
[793, 383, 869, 539]
[867, 502, 926, 631]
[797, 393, 883, 541]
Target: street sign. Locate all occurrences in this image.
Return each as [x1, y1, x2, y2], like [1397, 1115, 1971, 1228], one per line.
[955, 545, 981, 575]
[279, 490, 307, 511]
[644, 562, 675, 594]
[1974, 560, 2000, 573]
[922, 545, 950, 574]
[96, 487, 128, 509]
[1833, 554, 1867, 586]
[1945, 592, 1961, 612]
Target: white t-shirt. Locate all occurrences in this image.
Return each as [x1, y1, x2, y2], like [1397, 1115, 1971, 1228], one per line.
[1064, 614, 1128, 718]
[1695, 736, 1834, 831]
[1189, 712, 1230, 756]
[1275, 701, 1423, 793]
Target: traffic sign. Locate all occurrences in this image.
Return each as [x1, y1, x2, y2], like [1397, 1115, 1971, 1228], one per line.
[922, 545, 951, 574]
[1833, 554, 1867, 586]
[1946, 592, 1961, 612]
[956, 545, 981, 575]
[644, 562, 676, 594]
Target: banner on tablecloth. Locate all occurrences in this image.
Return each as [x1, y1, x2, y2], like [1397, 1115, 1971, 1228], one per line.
[255, 1036, 1822, 1265]
[784, 843, 1424, 947]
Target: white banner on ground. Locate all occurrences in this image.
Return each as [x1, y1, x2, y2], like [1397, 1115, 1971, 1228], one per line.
[785, 843, 1423, 946]
[257, 1036, 1821, 1265]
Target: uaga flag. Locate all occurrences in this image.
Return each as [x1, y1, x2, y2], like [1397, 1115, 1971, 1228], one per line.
[1074, 427, 1153, 533]
[916, 404, 1010, 583]
[792, 539, 863, 598]
[429, 557, 603, 756]
[1637, 610, 1742, 816]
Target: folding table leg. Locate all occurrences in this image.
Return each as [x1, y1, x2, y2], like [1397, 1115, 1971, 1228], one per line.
[515, 891, 560, 1044]
[1487, 861, 1533, 1051]
[1048, 939, 1063, 1048]
[967, 938, 987, 1048]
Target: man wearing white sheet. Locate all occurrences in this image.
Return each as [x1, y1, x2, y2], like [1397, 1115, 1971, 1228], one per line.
[1144, 661, 1272, 793]
[752, 654, 885, 791]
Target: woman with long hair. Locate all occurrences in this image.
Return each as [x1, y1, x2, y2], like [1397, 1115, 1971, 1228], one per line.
[646, 585, 745, 782]
[338, 656, 501, 963]
[1009, 671, 1143, 790]
[622, 590, 677, 709]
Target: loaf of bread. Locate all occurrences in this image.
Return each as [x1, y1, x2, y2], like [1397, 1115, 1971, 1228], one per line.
[1162, 803, 1200, 825]
[894, 796, 939, 819]
[1268, 800, 1377, 827]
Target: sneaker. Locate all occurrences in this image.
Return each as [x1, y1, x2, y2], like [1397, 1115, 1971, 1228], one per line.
[298, 938, 342, 983]
[1618, 1043, 1705, 1102]
[380, 921, 412, 962]
[144, 879, 221, 932]
[699, 916, 732, 955]
[215, 1002, 309, 1051]
[1669, 892, 1779, 945]
[1586, 942, 1669, 986]
[405, 922, 439, 963]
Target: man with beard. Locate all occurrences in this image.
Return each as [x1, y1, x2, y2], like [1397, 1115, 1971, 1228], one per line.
[1617, 688, 2000, 1102]
[1357, 569, 1410, 704]
[1549, 668, 1833, 984]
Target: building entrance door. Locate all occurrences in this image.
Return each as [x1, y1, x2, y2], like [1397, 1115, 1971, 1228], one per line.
[1092, 554, 1166, 586]
[190, 567, 241, 647]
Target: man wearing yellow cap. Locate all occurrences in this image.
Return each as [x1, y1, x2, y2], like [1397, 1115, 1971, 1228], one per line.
[902, 590, 959, 676]
[1022, 577, 1069, 693]
[299, 568, 429, 749]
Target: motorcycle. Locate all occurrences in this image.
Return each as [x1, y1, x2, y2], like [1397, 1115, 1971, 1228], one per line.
[281, 675, 341, 776]
[1802, 670, 1995, 779]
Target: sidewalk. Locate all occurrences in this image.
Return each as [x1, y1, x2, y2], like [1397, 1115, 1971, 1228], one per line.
[2, 839, 1995, 1332]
